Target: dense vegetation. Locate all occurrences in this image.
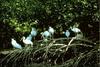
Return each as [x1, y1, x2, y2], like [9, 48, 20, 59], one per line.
[0, 0, 99, 67]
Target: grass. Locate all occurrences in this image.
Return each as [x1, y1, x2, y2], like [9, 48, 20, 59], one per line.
[0, 37, 99, 67]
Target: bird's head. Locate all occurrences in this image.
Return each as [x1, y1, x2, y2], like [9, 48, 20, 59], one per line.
[32, 27, 36, 31]
[49, 26, 52, 29]
[62, 31, 65, 34]
[11, 38, 14, 41]
[40, 32, 43, 35]
[21, 36, 25, 41]
[66, 30, 68, 31]
[62, 30, 70, 35]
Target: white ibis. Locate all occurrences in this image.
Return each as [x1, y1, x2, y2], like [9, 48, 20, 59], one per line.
[22, 36, 33, 46]
[41, 31, 51, 39]
[11, 38, 22, 49]
[31, 27, 37, 40]
[70, 27, 82, 38]
[31, 27, 37, 36]
[70, 27, 81, 33]
[63, 30, 70, 37]
[48, 26, 55, 39]
[48, 26, 55, 35]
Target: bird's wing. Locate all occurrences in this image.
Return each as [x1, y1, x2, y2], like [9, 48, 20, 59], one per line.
[16, 43, 22, 48]
[26, 35, 32, 41]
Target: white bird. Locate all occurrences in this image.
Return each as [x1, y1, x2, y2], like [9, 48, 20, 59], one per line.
[26, 34, 32, 41]
[70, 27, 82, 38]
[41, 31, 51, 39]
[31, 27, 37, 40]
[48, 26, 55, 35]
[31, 27, 37, 37]
[11, 38, 22, 49]
[63, 30, 70, 37]
[71, 27, 81, 33]
[48, 26, 55, 39]
[22, 36, 33, 46]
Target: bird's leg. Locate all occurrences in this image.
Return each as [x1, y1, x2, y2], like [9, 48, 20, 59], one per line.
[25, 45, 28, 48]
[49, 34, 52, 40]
[75, 33, 77, 37]
[43, 37, 45, 41]
[51, 34, 54, 40]
[31, 44, 33, 47]
[33, 37, 35, 41]
[41, 35, 45, 40]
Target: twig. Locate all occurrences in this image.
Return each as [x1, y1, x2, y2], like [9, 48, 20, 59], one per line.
[66, 37, 76, 51]
[55, 37, 76, 52]
[53, 44, 93, 47]
[43, 40, 56, 59]
[51, 37, 96, 45]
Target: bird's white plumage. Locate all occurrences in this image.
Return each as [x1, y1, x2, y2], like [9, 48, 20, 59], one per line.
[63, 30, 70, 37]
[22, 37, 33, 45]
[26, 34, 32, 41]
[41, 31, 51, 38]
[11, 38, 22, 49]
[71, 27, 81, 33]
[48, 27, 55, 35]
[31, 27, 37, 37]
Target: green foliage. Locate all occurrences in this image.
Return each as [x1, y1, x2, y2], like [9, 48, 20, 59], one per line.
[0, 0, 99, 32]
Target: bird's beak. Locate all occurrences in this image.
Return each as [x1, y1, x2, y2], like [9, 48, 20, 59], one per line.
[62, 31, 64, 34]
